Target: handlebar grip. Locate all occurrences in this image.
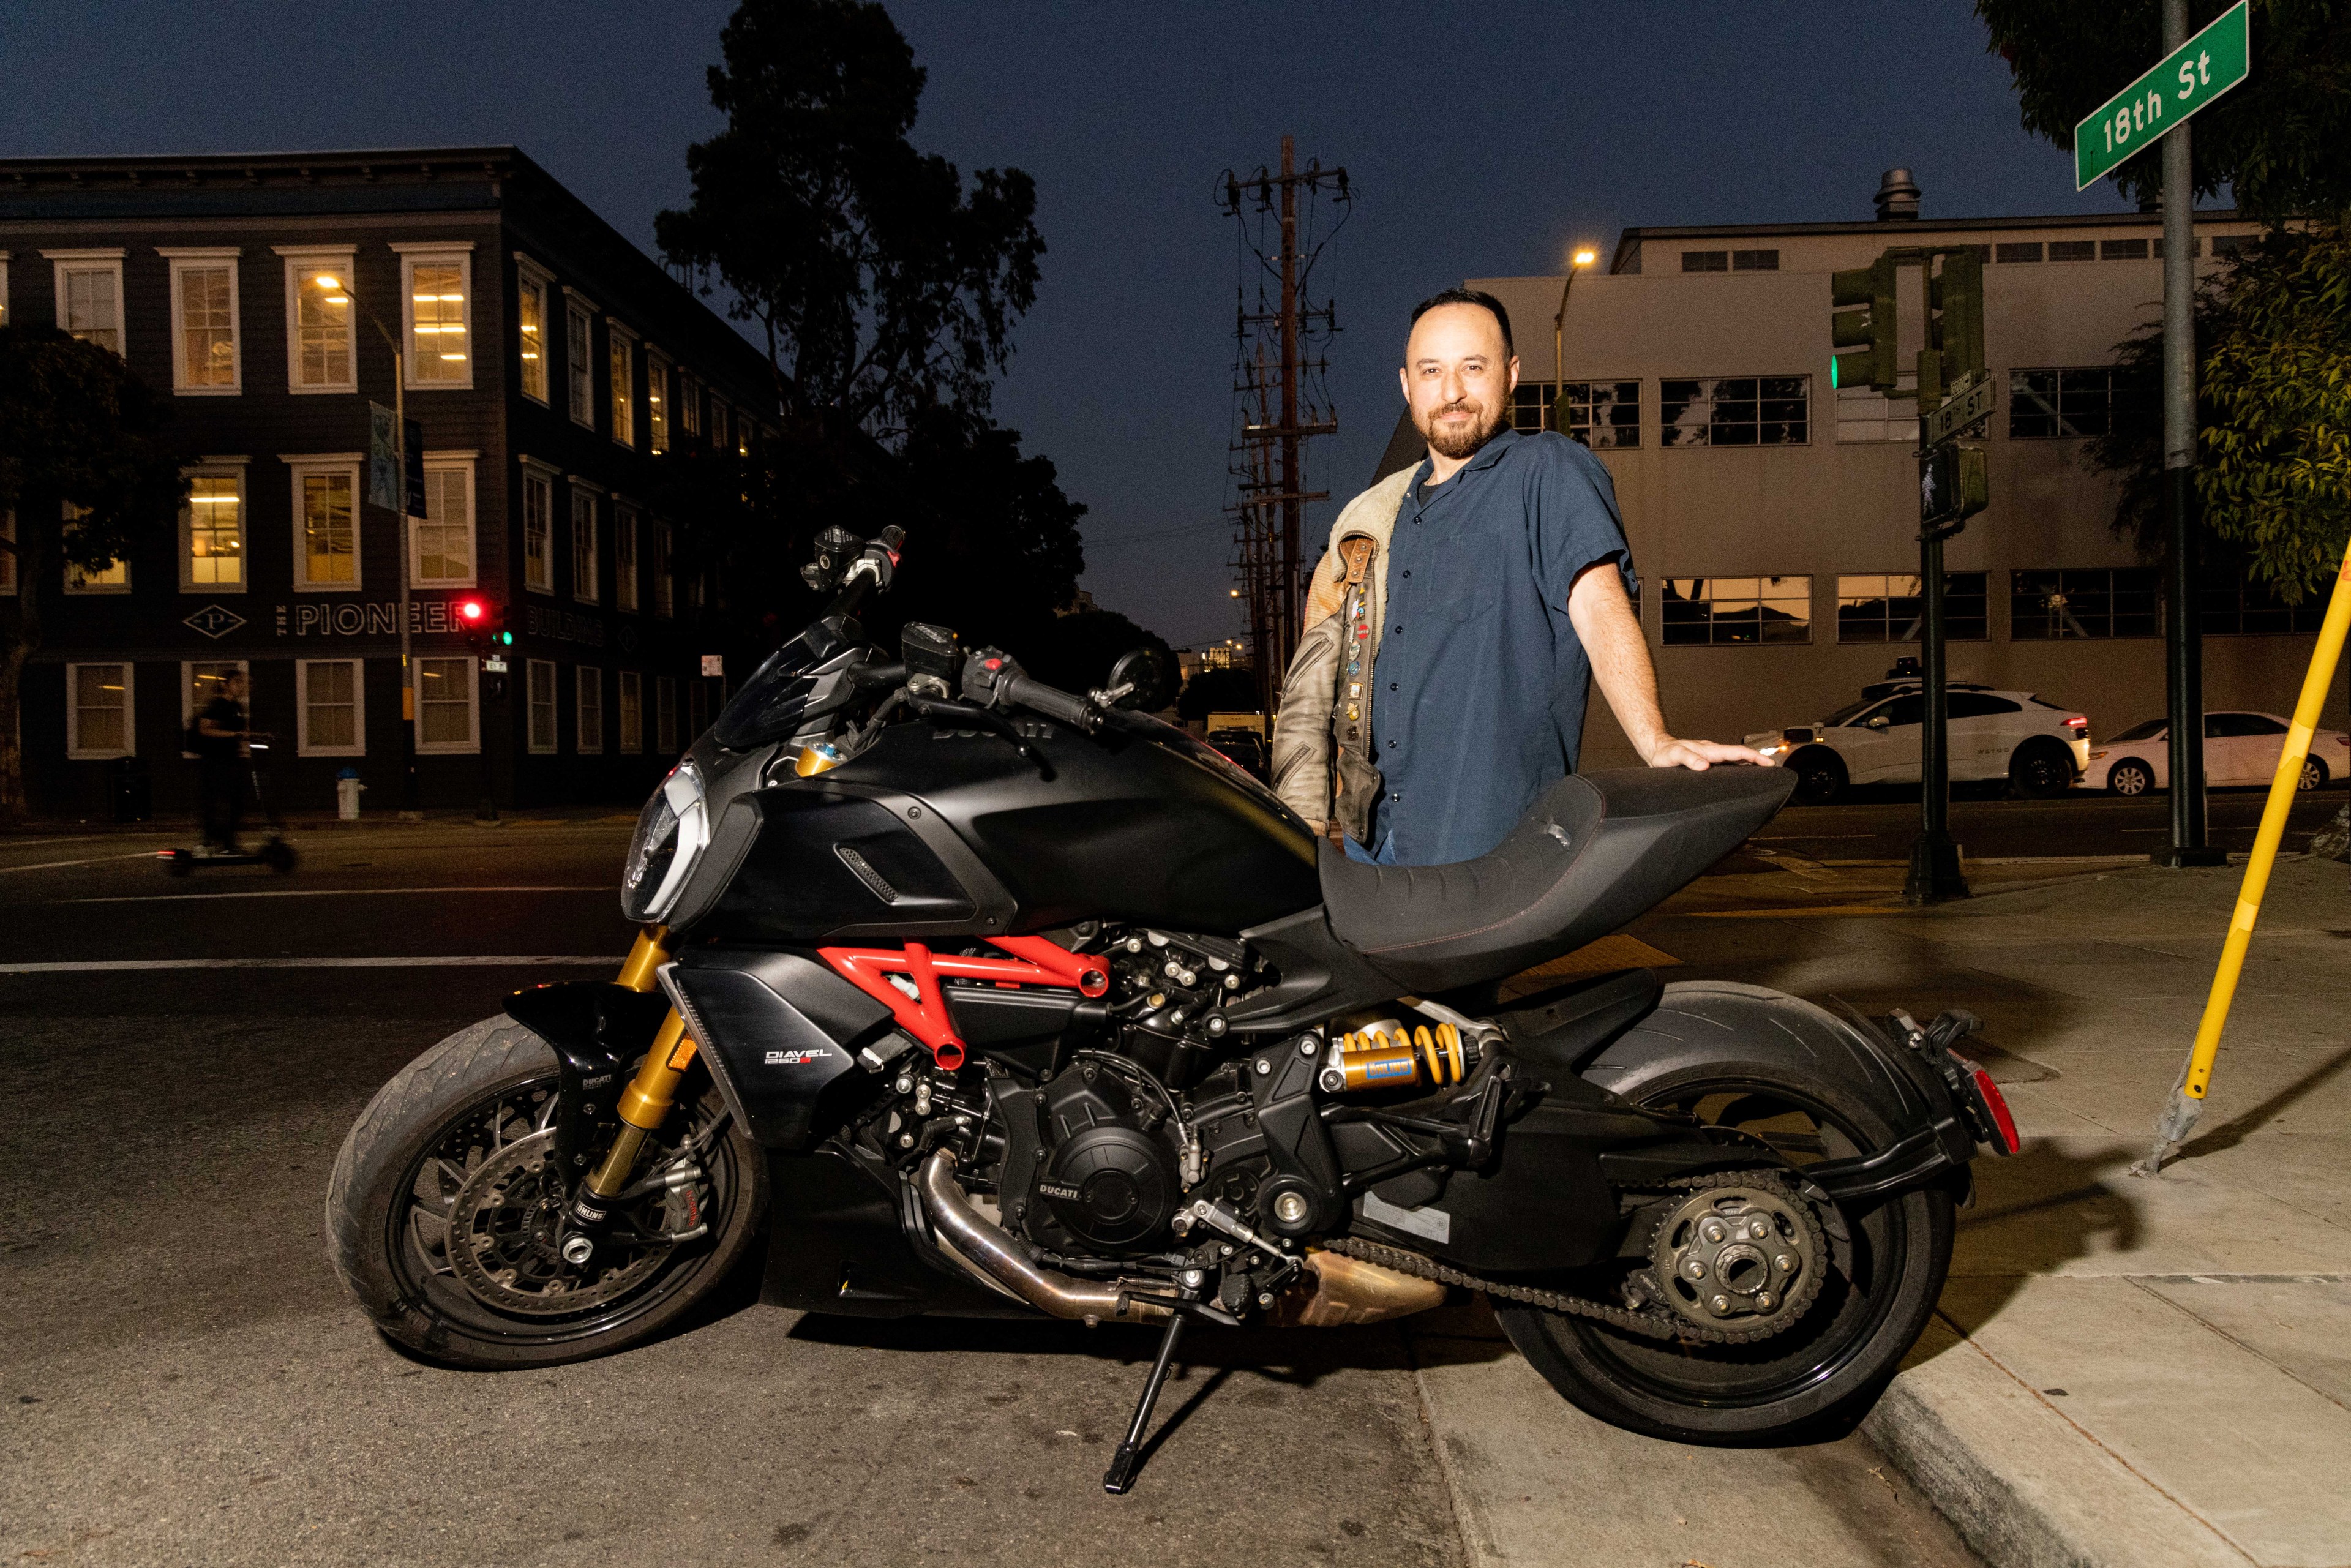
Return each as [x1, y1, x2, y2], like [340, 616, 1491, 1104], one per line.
[1000, 673, 1099, 733]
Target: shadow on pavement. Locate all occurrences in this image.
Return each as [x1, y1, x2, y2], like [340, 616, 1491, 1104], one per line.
[2173, 1039, 2351, 1164]
[1938, 1139, 2143, 1335]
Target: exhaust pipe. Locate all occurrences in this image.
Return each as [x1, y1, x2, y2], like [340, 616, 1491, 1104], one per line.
[917, 1150, 1171, 1326]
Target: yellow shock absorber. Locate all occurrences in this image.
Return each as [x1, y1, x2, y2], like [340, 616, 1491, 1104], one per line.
[1324, 1022, 1471, 1093]
[587, 927, 695, 1200]
[616, 925, 672, 993]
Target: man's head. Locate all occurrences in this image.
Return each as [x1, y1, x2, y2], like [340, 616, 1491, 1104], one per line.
[1400, 288, 1518, 462]
[223, 670, 248, 700]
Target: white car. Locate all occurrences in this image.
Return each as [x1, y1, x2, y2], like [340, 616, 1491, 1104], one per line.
[2080, 711, 2350, 795]
[1747, 685, 2091, 805]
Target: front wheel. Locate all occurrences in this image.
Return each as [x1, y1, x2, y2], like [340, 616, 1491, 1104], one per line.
[2298, 757, 2328, 792]
[1787, 746, 1845, 806]
[2109, 759, 2154, 797]
[2009, 737, 2075, 798]
[1494, 1062, 1954, 1444]
[326, 1015, 766, 1368]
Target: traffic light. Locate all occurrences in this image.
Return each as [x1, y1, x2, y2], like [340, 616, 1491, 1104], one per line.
[453, 596, 509, 653]
[1830, 256, 1899, 393]
[1928, 248, 1985, 389]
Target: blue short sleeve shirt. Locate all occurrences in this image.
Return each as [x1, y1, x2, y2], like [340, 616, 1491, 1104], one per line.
[1365, 427, 1638, 866]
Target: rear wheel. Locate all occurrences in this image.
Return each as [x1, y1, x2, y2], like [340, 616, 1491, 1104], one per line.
[1494, 1064, 1953, 1444]
[326, 1015, 765, 1369]
[2298, 757, 2327, 792]
[2108, 759, 2154, 797]
[1788, 746, 1846, 806]
[2009, 737, 2075, 798]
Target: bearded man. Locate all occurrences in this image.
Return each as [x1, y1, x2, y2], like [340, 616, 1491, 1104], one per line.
[1271, 287, 1767, 866]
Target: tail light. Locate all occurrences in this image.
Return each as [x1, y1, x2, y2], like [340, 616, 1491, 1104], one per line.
[1948, 1050, 2021, 1155]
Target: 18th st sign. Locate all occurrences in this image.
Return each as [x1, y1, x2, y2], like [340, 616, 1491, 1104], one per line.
[2073, 1, 2250, 190]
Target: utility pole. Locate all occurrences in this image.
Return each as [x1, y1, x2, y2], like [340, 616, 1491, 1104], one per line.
[1220, 138, 1351, 718]
[395, 350, 418, 819]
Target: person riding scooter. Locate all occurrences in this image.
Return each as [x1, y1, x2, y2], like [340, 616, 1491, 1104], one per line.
[193, 669, 250, 857]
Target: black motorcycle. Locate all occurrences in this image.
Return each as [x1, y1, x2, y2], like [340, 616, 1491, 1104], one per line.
[328, 525, 2017, 1492]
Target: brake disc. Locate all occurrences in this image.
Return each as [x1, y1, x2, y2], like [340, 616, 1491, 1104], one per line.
[1645, 1180, 1826, 1338]
[444, 1129, 671, 1316]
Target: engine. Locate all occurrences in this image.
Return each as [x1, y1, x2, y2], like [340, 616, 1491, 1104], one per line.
[1030, 1068, 1182, 1252]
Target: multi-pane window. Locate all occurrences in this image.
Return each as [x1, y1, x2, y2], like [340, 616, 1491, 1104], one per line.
[1996, 242, 2043, 264]
[285, 255, 356, 392]
[517, 266, 549, 404]
[2048, 240, 2096, 262]
[2102, 238, 2149, 260]
[710, 397, 730, 454]
[2008, 367, 2153, 440]
[168, 257, 239, 392]
[1661, 576, 1812, 645]
[614, 508, 639, 613]
[527, 659, 558, 752]
[414, 463, 473, 587]
[54, 255, 124, 353]
[2010, 568, 2161, 639]
[2201, 571, 2330, 635]
[1681, 250, 1728, 273]
[1659, 377, 1809, 446]
[2210, 234, 2248, 258]
[618, 670, 643, 754]
[678, 370, 702, 437]
[566, 299, 594, 426]
[576, 666, 604, 754]
[1507, 381, 1641, 448]
[297, 659, 364, 756]
[67, 662, 133, 758]
[656, 675, 677, 753]
[1834, 573, 1989, 643]
[609, 329, 635, 446]
[522, 470, 553, 593]
[416, 658, 476, 751]
[1731, 249, 1779, 271]
[62, 504, 127, 592]
[647, 352, 671, 453]
[403, 253, 471, 386]
[293, 466, 359, 588]
[653, 522, 675, 617]
[182, 472, 245, 590]
[571, 490, 599, 603]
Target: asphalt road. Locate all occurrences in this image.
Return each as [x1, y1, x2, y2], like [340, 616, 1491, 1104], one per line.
[0, 817, 2012, 1567]
[1756, 781, 2345, 863]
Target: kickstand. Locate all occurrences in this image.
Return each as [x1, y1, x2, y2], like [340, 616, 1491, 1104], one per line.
[1101, 1311, 1188, 1495]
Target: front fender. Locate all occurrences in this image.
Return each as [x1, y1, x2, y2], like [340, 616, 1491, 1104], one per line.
[503, 981, 673, 1178]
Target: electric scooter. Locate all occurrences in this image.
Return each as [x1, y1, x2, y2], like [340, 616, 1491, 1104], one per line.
[160, 735, 299, 877]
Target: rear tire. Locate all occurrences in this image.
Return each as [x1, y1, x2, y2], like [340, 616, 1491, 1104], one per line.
[2108, 759, 2154, 797]
[1788, 746, 1846, 806]
[2009, 737, 2075, 798]
[326, 1015, 766, 1369]
[2298, 757, 2327, 792]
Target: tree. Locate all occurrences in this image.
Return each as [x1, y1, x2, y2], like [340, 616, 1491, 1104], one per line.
[654, 0, 1046, 434]
[0, 328, 187, 817]
[1019, 610, 1176, 711]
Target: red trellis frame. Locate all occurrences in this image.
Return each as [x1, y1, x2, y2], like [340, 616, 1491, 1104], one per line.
[817, 935, 1109, 1071]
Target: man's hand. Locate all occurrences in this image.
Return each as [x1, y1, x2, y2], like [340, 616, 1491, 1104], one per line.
[1641, 735, 1774, 770]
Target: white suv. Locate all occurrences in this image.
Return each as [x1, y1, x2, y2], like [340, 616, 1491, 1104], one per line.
[1745, 685, 2091, 805]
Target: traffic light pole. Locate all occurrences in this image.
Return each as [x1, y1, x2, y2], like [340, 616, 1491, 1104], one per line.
[1906, 536, 1968, 902]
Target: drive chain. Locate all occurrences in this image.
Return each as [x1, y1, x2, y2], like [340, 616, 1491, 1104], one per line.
[1327, 1171, 1828, 1347]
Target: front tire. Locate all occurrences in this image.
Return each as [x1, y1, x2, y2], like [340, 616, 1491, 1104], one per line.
[326, 1015, 766, 1369]
[2298, 757, 2327, 792]
[2009, 737, 2075, 798]
[2109, 759, 2154, 797]
[1495, 1056, 1954, 1444]
[1788, 746, 1846, 806]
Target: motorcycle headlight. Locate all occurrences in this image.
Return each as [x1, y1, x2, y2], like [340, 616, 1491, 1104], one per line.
[621, 759, 708, 923]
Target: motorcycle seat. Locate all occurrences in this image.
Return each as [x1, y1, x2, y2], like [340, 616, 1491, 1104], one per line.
[1319, 766, 1793, 992]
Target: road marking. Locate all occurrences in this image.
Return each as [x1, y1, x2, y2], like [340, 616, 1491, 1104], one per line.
[0, 852, 170, 876]
[1753, 833, 1877, 840]
[56, 885, 607, 904]
[0, 956, 615, 975]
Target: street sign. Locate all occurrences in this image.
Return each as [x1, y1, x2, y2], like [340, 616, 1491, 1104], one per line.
[1924, 372, 1995, 446]
[2074, 0, 2249, 190]
[701, 655, 726, 677]
[484, 655, 509, 673]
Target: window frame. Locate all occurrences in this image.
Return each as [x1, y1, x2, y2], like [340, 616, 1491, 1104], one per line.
[178, 459, 249, 593]
[569, 483, 601, 604]
[2008, 366, 2151, 441]
[47, 249, 126, 356]
[678, 369, 702, 438]
[283, 454, 366, 592]
[1659, 375, 1811, 448]
[275, 246, 358, 395]
[613, 505, 639, 613]
[607, 321, 636, 448]
[66, 661, 136, 760]
[1659, 575, 1815, 646]
[413, 655, 481, 754]
[1681, 250, 1728, 273]
[520, 459, 557, 595]
[618, 669, 643, 754]
[652, 521, 675, 618]
[413, 454, 478, 589]
[394, 244, 474, 391]
[1507, 380, 1642, 448]
[2009, 567, 2162, 640]
[62, 503, 129, 594]
[294, 657, 367, 757]
[1832, 572, 1988, 643]
[514, 253, 552, 407]
[564, 288, 597, 429]
[180, 659, 249, 759]
[0, 509, 15, 593]
[160, 249, 242, 396]
[645, 349, 672, 453]
[575, 664, 605, 754]
[526, 658, 559, 754]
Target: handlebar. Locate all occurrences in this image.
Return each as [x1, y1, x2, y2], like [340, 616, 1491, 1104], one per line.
[999, 672, 1101, 733]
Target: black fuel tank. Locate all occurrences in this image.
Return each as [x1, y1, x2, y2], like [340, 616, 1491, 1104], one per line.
[763, 716, 1321, 937]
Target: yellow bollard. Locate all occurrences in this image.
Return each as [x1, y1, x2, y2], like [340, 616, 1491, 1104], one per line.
[2134, 536, 2351, 1177]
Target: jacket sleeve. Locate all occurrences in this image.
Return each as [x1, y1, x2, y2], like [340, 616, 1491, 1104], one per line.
[1270, 611, 1342, 830]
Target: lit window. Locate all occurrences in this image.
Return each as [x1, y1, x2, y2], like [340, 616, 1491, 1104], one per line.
[566, 298, 594, 427]
[183, 662, 247, 756]
[1660, 576, 1813, 645]
[1834, 574, 1987, 643]
[167, 255, 240, 392]
[281, 250, 356, 392]
[618, 670, 643, 754]
[609, 328, 635, 446]
[571, 490, 599, 604]
[1834, 375, 1919, 446]
[50, 252, 125, 354]
[291, 465, 359, 589]
[1660, 378, 1809, 446]
[414, 463, 474, 587]
[62, 503, 127, 593]
[297, 659, 364, 756]
[527, 659, 558, 753]
[656, 675, 678, 752]
[415, 657, 478, 752]
[2010, 569, 2159, 639]
[647, 351, 671, 453]
[614, 508, 639, 613]
[1507, 381, 1641, 448]
[517, 264, 550, 405]
[576, 665, 604, 754]
[522, 470, 553, 593]
[402, 252, 471, 388]
[67, 662, 133, 758]
[182, 471, 246, 590]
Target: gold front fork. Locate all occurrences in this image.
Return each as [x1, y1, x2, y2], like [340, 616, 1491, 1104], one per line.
[585, 927, 700, 1201]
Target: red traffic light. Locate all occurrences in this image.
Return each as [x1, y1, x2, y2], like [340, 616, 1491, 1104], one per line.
[457, 598, 487, 623]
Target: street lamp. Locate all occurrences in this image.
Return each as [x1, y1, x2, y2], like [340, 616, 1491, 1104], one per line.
[1552, 247, 1598, 435]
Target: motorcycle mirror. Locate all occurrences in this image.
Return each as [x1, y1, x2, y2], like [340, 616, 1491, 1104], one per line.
[1103, 647, 1165, 711]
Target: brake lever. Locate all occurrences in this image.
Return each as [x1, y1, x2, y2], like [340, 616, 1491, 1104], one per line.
[907, 696, 1054, 777]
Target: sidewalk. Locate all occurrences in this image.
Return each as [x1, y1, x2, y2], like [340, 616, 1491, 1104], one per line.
[1633, 853, 2351, 1568]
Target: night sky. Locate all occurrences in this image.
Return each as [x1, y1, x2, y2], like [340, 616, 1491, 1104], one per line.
[2, 1, 2144, 650]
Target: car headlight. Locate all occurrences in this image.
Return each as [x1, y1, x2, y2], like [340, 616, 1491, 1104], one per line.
[621, 759, 708, 923]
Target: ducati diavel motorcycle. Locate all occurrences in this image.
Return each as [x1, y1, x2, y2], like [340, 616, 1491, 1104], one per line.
[328, 524, 2019, 1493]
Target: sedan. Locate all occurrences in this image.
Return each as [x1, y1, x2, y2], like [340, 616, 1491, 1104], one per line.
[2080, 711, 2351, 795]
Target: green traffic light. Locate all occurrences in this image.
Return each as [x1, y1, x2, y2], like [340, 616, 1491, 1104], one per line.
[499, 631, 513, 645]
[1830, 356, 1839, 391]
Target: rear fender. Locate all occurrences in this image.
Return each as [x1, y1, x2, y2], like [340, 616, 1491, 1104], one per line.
[502, 982, 674, 1180]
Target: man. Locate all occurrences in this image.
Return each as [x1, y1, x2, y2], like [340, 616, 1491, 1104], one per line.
[1272, 288, 1766, 866]
[194, 669, 250, 855]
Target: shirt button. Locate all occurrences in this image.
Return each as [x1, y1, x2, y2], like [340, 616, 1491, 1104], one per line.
[1393, 625, 1403, 634]
[1386, 740, 1397, 749]
[1389, 682, 1397, 691]
[1402, 570, 1411, 578]
[1389, 793, 1400, 801]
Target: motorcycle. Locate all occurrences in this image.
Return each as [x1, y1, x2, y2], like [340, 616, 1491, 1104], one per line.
[327, 524, 2019, 1493]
